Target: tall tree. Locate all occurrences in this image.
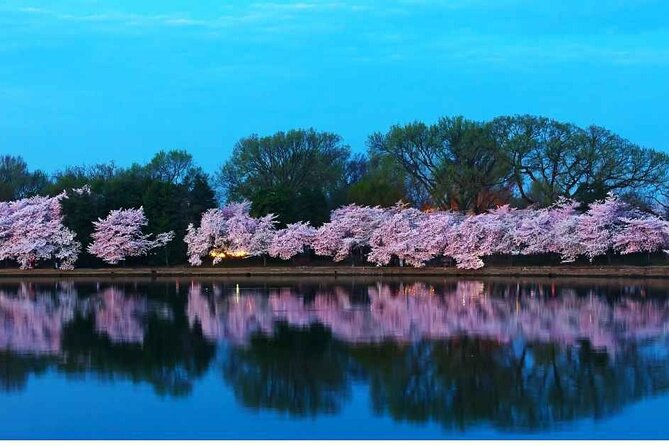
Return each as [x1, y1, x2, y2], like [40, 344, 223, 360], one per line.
[346, 153, 415, 208]
[217, 129, 350, 224]
[368, 117, 512, 212]
[145, 149, 196, 184]
[0, 155, 49, 201]
[491, 115, 669, 206]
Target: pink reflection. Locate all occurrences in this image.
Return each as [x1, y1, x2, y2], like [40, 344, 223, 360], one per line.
[2, 280, 669, 356]
[93, 287, 149, 344]
[187, 281, 669, 352]
[187, 283, 274, 344]
[0, 283, 76, 353]
[0, 282, 171, 353]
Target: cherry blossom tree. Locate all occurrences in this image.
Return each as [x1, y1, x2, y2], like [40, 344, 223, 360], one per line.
[227, 211, 276, 258]
[412, 211, 461, 266]
[443, 214, 488, 269]
[514, 198, 582, 262]
[269, 222, 317, 260]
[0, 193, 81, 269]
[578, 194, 631, 261]
[368, 203, 424, 266]
[88, 207, 174, 264]
[176, 194, 669, 270]
[443, 205, 524, 269]
[613, 215, 669, 255]
[185, 209, 226, 266]
[184, 201, 276, 265]
[368, 204, 459, 267]
[312, 204, 386, 263]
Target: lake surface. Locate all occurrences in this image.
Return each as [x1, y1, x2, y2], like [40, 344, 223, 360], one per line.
[2, 276, 669, 439]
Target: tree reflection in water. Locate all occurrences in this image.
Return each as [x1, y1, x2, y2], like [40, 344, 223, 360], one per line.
[223, 323, 352, 416]
[0, 280, 216, 396]
[1, 277, 669, 431]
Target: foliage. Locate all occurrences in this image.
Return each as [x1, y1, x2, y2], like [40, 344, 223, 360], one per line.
[3, 115, 669, 269]
[368, 117, 513, 212]
[43, 150, 217, 266]
[0, 193, 80, 269]
[216, 129, 350, 225]
[0, 155, 49, 201]
[346, 153, 415, 208]
[268, 222, 317, 260]
[491, 115, 669, 206]
[88, 207, 174, 264]
[184, 201, 276, 266]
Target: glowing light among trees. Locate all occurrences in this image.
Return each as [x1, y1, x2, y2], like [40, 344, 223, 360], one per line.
[184, 201, 276, 265]
[2, 190, 669, 270]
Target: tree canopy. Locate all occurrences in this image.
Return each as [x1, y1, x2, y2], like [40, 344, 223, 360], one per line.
[217, 129, 351, 225]
[2, 115, 669, 268]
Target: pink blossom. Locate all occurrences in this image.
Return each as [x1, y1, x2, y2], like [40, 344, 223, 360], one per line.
[184, 201, 276, 265]
[312, 204, 386, 262]
[269, 222, 317, 260]
[515, 198, 582, 262]
[368, 203, 424, 266]
[613, 215, 669, 254]
[0, 194, 81, 269]
[368, 204, 458, 267]
[443, 205, 523, 269]
[88, 207, 174, 264]
[578, 194, 630, 260]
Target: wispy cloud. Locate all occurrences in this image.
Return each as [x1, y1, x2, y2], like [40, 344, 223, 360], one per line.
[8, 1, 368, 31]
[3, 0, 669, 67]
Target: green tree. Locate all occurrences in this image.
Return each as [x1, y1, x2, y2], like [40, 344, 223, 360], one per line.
[186, 172, 217, 224]
[143, 181, 186, 266]
[368, 117, 513, 212]
[217, 129, 350, 224]
[346, 153, 411, 207]
[0, 155, 50, 201]
[145, 149, 197, 184]
[491, 115, 669, 206]
[46, 151, 217, 266]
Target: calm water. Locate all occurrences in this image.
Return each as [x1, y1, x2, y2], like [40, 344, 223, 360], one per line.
[2, 276, 669, 439]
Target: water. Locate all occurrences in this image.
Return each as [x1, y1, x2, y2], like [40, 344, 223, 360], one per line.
[2, 276, 669, 439]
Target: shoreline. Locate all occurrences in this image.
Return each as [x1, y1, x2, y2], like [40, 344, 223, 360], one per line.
[1, 265, 669, 278]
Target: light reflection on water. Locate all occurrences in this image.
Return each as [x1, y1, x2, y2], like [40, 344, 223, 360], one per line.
[1, 277, 669, 439]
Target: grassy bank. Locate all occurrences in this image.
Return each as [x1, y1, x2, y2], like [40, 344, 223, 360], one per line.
[1, 265, 669, 278]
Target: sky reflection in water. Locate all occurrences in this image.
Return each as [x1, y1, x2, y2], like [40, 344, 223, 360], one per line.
[1, 277, 669, 439]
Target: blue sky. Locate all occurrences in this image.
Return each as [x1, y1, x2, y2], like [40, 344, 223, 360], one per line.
[1, 0, 668, 173]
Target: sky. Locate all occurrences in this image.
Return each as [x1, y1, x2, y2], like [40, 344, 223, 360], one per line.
[1, 0, 668, 174]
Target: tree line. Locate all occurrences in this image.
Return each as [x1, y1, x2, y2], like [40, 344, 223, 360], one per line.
[2, 114, 669, 266]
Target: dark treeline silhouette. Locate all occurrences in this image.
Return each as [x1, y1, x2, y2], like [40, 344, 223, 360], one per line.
[3, 115, 669, 265]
